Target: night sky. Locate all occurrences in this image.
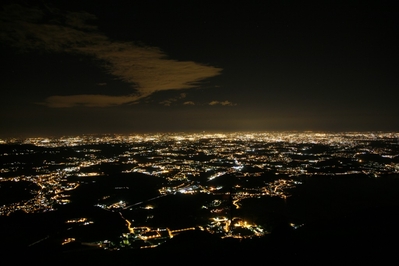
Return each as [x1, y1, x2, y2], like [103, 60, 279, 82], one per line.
[1, 0, 398, 137]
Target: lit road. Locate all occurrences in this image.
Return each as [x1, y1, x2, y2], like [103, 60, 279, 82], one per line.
[123, 194, 167, 209]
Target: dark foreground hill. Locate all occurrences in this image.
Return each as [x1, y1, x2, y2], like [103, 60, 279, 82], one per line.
[2, 203, 399, 265]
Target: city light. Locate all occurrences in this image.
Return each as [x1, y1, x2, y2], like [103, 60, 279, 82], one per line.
[1, 132, 399, 249]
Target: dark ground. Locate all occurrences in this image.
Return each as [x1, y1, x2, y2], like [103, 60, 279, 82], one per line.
[1, 202, 398, 265]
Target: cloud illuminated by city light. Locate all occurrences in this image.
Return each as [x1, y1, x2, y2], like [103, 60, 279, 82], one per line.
[0, 4, 222, 107]
[209, 101, 237, 106]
